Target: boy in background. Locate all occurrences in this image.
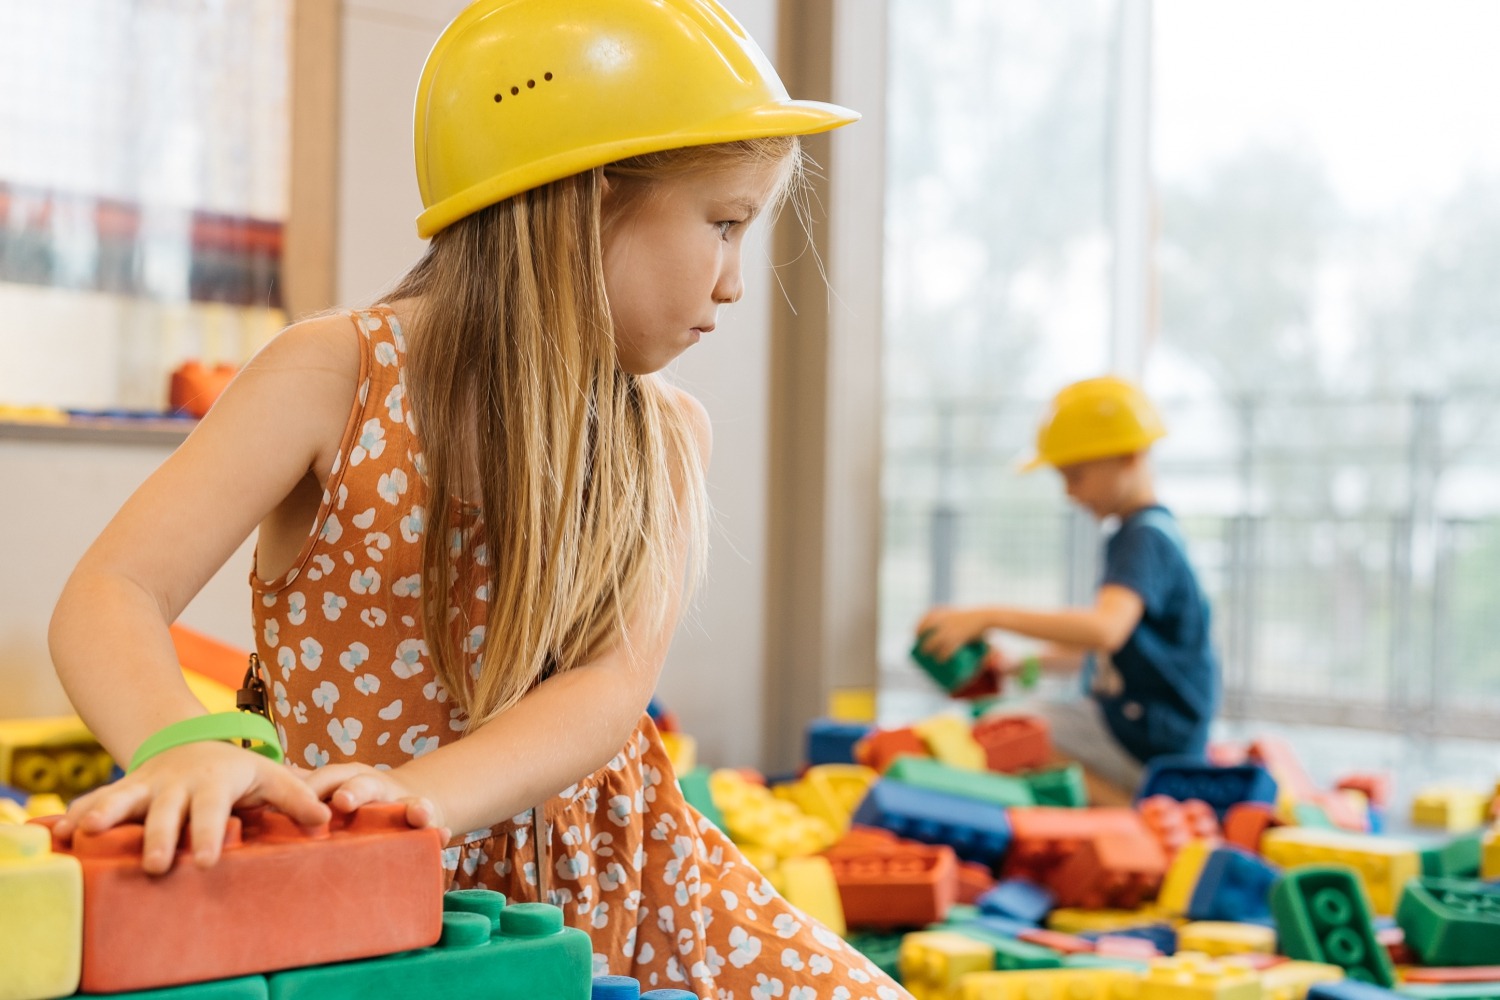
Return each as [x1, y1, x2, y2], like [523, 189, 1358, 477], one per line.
[916, 376, 1220, 797]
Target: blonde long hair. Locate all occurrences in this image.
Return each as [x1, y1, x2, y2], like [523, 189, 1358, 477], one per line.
[387, 137, 801, 727]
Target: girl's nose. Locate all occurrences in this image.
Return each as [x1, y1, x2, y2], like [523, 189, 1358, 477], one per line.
[715, 272, 743, 305]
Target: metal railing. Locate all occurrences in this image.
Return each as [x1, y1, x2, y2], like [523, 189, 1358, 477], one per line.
[881, 393, 1500, 739]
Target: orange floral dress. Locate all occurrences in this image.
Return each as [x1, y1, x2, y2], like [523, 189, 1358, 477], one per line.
[249, 307, 910, 999]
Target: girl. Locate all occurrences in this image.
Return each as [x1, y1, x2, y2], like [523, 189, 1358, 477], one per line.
[50, 1, 908, 996]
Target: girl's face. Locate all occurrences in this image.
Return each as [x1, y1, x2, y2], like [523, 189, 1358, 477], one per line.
[602, 158, 787, 375]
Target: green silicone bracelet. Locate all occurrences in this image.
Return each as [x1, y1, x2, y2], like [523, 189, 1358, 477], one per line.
[128, 711, 283, 773]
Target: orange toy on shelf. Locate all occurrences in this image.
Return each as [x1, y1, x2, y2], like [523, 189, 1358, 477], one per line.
[169, 361, 239, 418]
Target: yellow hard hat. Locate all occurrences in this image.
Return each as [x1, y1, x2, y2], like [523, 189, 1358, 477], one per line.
[1021, 376, 1167, 472]
[414, 0, 861, 238]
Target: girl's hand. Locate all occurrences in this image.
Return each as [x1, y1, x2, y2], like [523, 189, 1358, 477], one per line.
[299, 764, 450, 842]
[55, 741, 331, 875]
[915, 606, 994, 662]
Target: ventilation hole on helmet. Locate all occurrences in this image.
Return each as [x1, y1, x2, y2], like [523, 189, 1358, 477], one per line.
[493, 94, 502, 103]
[510, 86, 519, 96]
[527, 79, 535, 89]
[544, 72, 553, 81]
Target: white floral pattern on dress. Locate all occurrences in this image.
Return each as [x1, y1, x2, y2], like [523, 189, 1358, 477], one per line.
[250, 308, 909, 998]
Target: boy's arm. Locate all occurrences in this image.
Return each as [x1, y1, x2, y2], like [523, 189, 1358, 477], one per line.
[919, 585, 1144, 662]
[303, 389, 712, 836]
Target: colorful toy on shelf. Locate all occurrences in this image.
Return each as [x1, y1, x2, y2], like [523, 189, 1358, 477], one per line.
[46, 803, 445, 993]
[169, 360, 239, 419]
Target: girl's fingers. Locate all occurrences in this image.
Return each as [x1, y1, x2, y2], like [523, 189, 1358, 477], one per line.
[140, 788, 190, 875]
[187, 783, 234, 868]
[297, 763, 368, 800]
[72, 781, 151, 834]
[329, 773, 387, 814]
[254, 764, 332, 827]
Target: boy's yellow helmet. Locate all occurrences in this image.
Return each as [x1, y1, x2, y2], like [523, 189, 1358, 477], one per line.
[1021, 376, 1167, 472]
[414, 0, 861, 238]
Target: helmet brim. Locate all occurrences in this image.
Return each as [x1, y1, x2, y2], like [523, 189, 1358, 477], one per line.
[417, 100, 859, 238]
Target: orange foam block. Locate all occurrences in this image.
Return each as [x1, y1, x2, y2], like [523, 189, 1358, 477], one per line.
[826, 838, 959, 929]
[50, 803, 445, 993]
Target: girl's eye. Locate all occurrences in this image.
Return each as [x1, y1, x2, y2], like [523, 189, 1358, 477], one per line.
[716, 220, 742, 239]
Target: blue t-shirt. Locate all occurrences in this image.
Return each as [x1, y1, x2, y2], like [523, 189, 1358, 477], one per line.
[1083, 505, 1219, 763]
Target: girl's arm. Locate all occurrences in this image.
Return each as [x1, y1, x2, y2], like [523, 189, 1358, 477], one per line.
[917, 584, 1145, 664]
[303, 389, 713, 836]
[50, 316, 365, 870]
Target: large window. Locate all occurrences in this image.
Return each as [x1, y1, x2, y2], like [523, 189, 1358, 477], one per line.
[882, 0, 1500, 739]
[0, 1, 290, 412]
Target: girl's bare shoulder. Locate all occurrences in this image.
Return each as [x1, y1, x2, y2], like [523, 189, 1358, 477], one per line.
[661, 383, 713, 465]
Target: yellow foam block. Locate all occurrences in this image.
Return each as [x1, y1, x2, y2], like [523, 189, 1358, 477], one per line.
[773, 764, 877, 833]
[776, 855, 846, 936]
[709, 769, 837, 859]
[1261, 961, 1344, 1000]
[962, 968, 1142, 1000]
[1143, 952, 1260, 1000]
[1410, 787, 1489, 832]
[900, 931, 994, 1000]
[180, 666, 239, 714]
[1483, 825, 1500, 880]
[913, 713, 986, 771]
[0, 824, 83, 1000]
[1047, 906, 1164, 934]
[658, 731, 697, 775]
[829, 687, 877, 723]
[1176, 921, 1276, 956]
[1261, 827, 1419, 915]
[0, 716, 113, 800]
[1157, 838, 1215, 917]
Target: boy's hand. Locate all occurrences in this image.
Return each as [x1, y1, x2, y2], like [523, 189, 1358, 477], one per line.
[915, 606, 994, 662]
[55, 741, 331, 875]
[299, 764, 450, 843]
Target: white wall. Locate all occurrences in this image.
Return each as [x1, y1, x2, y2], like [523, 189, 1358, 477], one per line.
[0, 432, 257, 718]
